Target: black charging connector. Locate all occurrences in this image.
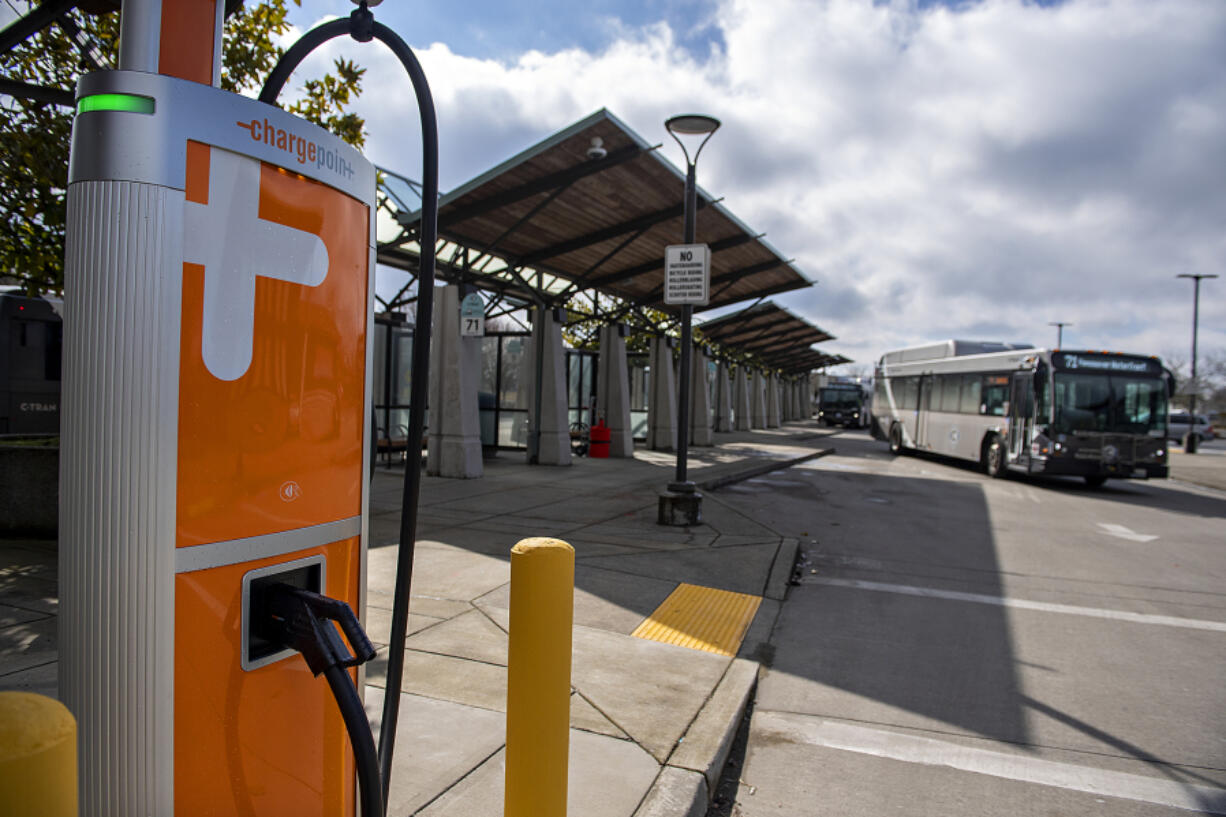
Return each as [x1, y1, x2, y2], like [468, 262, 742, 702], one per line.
[258, 584, 383, 817]
[259, 585, 377, 676]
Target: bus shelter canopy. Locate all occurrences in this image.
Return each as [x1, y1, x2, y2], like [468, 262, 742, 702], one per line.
[377, 109, 812, 332]
[696, 301, 847, 373]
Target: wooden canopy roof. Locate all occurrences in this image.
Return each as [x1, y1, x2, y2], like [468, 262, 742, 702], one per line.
[392, 109, 812, 315]
[697, 302, 846, 373]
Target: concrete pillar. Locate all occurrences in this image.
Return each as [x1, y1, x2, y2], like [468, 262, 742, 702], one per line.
[766, 373, 781, 428]
[751, 369, 767, 428]
[596, 324, 634, 457]
[734, 365, 752, 431]
[428, 285, 483, 478]
[804, 374, 814, 418]
[713, 360, 733, 433]
[646, 337, 677, 451]
[524, 307, 571, 466]
[781, 379, 793, 422]
[690, 345, 713, 446]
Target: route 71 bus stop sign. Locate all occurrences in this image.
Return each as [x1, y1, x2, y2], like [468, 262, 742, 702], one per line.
[664, 244, 710, 306]
[460, 292, 485, 336]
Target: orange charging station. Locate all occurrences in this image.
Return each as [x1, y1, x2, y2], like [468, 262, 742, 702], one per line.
[60, 0, 377, 813]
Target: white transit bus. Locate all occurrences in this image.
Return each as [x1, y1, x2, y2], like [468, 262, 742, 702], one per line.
[872, 340, 1172, 487]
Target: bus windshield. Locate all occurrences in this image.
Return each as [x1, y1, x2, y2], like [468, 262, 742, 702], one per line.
[820, 389, 861, 409]
[1051, 373, 1167, 435]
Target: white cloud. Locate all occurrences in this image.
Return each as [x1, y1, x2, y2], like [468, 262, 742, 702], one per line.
[287, 0, 1226, 368]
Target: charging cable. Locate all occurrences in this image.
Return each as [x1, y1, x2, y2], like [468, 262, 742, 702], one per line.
[258, 585, 382, 817]
[259, 6, 438, 806]
[259, 2, 439, 811]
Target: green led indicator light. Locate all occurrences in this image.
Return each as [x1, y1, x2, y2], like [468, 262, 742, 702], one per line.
[76, 94, 156, 115]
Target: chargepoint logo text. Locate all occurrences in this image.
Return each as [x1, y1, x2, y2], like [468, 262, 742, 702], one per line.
[236, 118, 355, 179]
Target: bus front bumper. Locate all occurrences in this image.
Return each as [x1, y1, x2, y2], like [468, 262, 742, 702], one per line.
[1027, 457, 1168, 480]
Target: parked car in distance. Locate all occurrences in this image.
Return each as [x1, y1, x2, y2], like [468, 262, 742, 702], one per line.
[1167, 411, 1215, 444]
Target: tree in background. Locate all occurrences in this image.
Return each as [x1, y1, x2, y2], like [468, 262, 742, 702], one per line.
[1163, 349, 1226, 415]
[0, 0, 365, 294]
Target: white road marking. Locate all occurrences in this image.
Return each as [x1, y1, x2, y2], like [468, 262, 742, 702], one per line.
[754, 712, 1226, 815]
[807, 576, 1226, 633]
[1096, 523, 1159, 543]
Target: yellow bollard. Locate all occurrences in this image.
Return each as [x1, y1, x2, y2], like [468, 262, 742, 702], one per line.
[0, 692, 78, 817]
[504, 537, 575, 817]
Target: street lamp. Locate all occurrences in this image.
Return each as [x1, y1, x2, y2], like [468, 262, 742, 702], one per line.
[660, 113, 720, 526]
[1176, 273, 1218, 454]
[1048, 321, 1073, 348]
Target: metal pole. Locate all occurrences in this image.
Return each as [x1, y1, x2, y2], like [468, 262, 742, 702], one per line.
[673, 162, 696, 488]
[1048, 321, 1071, 348]
[1190, 277, 1199, 421]
[1177, 273, 1217, 454]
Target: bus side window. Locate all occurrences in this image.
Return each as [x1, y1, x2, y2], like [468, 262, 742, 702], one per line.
[900, 376, 918, 410]
[981, 376, 1008, 416]
[960, 375, 981, 414]
[939, 375, 961, 413]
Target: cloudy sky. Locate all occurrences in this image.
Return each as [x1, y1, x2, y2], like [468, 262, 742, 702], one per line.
[280, 0, 1225, 373]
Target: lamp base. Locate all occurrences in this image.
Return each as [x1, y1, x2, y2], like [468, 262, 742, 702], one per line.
[658, 486, 702, 526]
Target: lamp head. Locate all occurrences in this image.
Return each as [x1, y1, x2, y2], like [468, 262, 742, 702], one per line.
[664, 113, 722, 167]
[665, 114, 721, 136]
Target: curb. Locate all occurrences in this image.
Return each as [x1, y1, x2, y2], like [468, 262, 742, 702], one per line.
[697, 448, 834, 492]
[633, 658, 759, 817]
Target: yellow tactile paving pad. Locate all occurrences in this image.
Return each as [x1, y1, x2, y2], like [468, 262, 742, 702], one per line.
[631, 583, 763, 657]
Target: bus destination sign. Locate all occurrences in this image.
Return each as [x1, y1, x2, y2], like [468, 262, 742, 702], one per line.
[1052, 352, 1163, 376]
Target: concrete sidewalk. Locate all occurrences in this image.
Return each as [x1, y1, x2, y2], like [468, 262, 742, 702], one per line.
[0, 423, 837, 816]
[1167, 439, 1226, 492]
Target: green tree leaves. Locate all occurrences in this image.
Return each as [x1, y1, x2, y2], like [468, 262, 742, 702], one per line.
[0, 0, 366, 294]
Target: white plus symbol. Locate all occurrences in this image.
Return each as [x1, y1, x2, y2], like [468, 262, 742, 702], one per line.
[183, 146, 329, 381]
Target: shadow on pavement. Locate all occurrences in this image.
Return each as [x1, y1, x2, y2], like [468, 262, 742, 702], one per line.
[762, 472, 1030, 746]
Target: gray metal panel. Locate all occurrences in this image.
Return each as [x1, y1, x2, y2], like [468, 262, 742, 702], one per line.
[174, 516, 363, 573]
[118, 0, 162, 73]
[70, 70, 375, 202]
[59, 179, 182, 816]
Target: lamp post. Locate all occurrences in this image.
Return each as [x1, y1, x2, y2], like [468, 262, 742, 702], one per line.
[1176, 273, 1218, 454]
[660, 113, 720, 526]
[1048, 321, 1073, 348]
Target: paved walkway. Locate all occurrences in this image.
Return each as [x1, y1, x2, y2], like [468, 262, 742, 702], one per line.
[0, 423, 837, 817]
[1167, 438, 1226, 492]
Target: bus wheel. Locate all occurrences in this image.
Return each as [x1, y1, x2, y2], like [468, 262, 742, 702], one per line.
[888, 425, 904, 455]
[981, 436, 1006, 478]
[1084, 475, 1108, 488]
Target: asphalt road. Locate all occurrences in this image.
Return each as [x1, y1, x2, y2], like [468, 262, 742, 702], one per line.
[713, 430, 1226, 817]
